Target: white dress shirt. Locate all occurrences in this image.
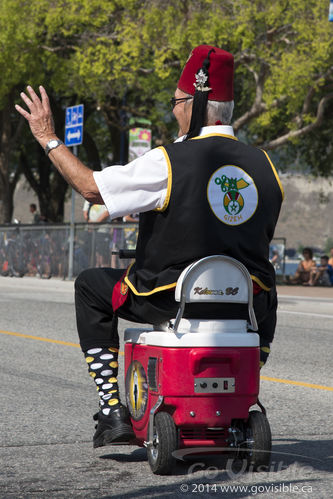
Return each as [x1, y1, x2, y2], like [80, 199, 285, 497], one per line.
[93, 125, 235, 219]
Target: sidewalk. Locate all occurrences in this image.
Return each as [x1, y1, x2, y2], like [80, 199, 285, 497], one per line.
[277, 284, 333, 299]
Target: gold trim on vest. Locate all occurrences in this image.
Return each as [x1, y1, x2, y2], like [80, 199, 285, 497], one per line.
[251, 275, 271, 291]
[124, 275, 177, 296]
[155, 146, 172, 212]
[191, 133, 238, 141]
[262, 150, 284, 200]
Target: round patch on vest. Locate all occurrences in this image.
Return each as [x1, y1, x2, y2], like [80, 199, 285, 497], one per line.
[207, 165, 258, 225]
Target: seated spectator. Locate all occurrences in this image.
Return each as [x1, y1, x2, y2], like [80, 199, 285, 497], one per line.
[328, 247, 333, 267]
[288, 247, 316, 285]
[309, 255, 333, 287]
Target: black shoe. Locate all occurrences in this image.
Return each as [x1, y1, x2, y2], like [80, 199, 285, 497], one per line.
[93, 405, 135, 448]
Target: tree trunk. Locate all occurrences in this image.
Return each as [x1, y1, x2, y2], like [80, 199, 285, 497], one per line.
[83, 130, 101, 170]
[0, 180, 13, 223]
[0, 97, 23, 223]
[102, 100, 129, 165]
[20, 144, 69, 222]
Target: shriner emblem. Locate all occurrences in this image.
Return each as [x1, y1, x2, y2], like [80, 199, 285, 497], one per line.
[194, 69, 212, 92]
[125, 360, 148, 421]
[207, 165, 258, 225]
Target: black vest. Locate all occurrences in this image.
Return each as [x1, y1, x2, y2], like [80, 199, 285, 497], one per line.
[125, 134, 283, 295]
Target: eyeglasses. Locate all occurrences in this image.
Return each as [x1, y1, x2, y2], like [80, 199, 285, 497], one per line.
[170, 96, 192, 108]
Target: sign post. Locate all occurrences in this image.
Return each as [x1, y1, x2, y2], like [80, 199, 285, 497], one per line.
[329, 0, 333, 21]
[65, 104, 84, 279]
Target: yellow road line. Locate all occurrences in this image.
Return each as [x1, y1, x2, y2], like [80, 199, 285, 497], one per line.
[0, 329, 80, 348]
[0, 329, 125, 355]
[260, 375, 333, 392]
[1, 329, 332, 390]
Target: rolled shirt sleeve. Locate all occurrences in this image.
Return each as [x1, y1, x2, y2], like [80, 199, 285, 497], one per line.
[93, 147, 168, 219]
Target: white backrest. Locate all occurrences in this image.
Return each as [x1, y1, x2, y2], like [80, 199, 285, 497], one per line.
[175, 256, 250, 304]
[173, 255, 257, 332]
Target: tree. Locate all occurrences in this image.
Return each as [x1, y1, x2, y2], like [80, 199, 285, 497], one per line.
[0, 1, 95, 222]
[0, 0, 47, 223]
[279, 99, 333, 176]
[46, 0, 332, 157]
[228, 0, 333, 156]
[0, 0, 106, 222]
[0, 93, 24, 223]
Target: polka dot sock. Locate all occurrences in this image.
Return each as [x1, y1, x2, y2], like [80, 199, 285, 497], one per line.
[84, 347, 120, 416]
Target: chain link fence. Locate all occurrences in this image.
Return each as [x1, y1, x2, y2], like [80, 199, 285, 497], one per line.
[0, 222, 138, 279]
[0, 223, 286, 280]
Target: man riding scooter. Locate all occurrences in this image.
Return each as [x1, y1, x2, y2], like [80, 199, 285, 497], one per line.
[16, 44, 283, 448]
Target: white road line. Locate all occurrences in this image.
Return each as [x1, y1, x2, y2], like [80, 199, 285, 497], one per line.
[278, 295, 333, 303]
[278, 310, 333, 319]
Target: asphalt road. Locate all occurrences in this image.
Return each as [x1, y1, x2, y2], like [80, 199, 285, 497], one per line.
[0, 276, 332, 498]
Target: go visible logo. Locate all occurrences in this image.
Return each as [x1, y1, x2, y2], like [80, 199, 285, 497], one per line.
[207, 165, 258, 225]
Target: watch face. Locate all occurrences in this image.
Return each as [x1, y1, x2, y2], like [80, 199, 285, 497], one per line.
[49, 140, 58, 148]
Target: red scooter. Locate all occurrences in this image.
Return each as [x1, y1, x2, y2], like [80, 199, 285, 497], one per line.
[119, 253, 271, 474]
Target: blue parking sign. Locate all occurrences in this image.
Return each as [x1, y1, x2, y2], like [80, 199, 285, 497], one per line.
[65, 104, 84, 146]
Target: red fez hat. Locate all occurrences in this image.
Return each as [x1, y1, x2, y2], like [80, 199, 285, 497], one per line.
[178, 45, 234, 101]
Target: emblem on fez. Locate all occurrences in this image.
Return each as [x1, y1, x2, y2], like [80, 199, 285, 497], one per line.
[194, 69, 212, 92]
[214, 174, 250, 215]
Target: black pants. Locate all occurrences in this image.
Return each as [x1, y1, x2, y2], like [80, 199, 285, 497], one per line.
[75, 267, 277, 353]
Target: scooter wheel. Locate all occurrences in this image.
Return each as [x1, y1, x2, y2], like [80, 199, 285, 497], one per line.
[147, 411, 177, 475]
[245, 410, 272, 471]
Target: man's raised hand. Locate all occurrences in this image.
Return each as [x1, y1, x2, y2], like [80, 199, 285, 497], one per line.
[15, 86, 57, 148]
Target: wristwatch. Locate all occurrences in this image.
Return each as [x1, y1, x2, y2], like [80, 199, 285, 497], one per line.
[45, 139, 64, 156]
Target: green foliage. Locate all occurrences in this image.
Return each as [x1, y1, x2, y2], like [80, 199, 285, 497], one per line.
[0, 0, 45, 105]
[3, 0, 332, 148]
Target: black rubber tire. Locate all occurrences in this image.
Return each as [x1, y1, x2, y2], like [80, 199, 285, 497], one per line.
[245, 410, 272, 471]
[147, 411, 177, 475]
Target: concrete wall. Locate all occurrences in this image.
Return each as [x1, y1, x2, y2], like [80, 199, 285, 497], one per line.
[274, 174, 333, 250]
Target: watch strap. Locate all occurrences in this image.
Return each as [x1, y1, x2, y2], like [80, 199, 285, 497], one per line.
[45, 139, 64, 156]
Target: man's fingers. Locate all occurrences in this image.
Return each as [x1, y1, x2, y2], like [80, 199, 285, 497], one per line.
[17, 85, 48, 119]
[26, 85, 44, 113]
[15, 104, 31, 120]
[27, 85, 42, 106]
[39, 85, 50, 112]
[15, 84, 56, 141]
[20, 91, 33, 109]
